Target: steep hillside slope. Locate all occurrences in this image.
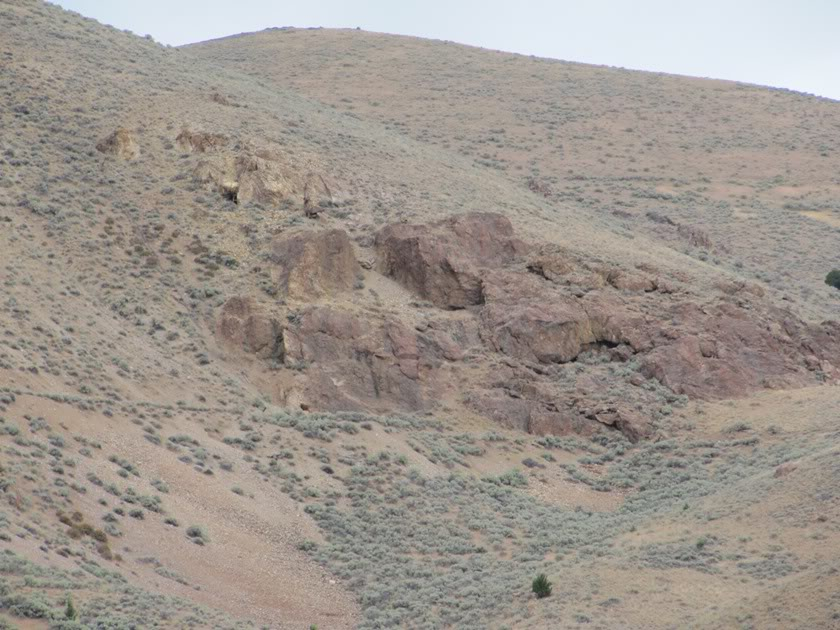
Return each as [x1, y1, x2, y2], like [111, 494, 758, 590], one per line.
[0, 2, 838, 628]
[188, 28, 840, 319]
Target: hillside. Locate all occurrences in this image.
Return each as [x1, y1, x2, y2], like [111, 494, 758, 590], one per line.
[188, 27, 840, 319]
[0, 1, 839, 629]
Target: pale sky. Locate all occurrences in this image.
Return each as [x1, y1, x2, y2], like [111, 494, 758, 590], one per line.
[52, 0, 840, 101]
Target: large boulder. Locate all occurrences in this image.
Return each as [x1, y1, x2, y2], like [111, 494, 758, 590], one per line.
[375, 212, 527, 309]
[480, 300, 596, 364]
[270, 229, 357, 300]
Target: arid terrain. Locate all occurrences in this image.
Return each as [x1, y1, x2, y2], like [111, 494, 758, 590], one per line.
[1, 1, 839, 628]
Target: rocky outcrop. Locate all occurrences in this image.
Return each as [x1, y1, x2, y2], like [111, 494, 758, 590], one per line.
[176, 128, 228, 153]
[214, 297, 477, 417]
[191, 143, 339, 208]
[216, 297, 283, 360]
[478, 270, 651, 365]
[639, 302, 840, 399]
[96, 128, 139, 160]
[193, 151, 297, 205]
[480, 300, 598, 364]
[375, 212, 527, 309]
[270, 229, 357, 300]
[281, 307, 470, 414]
[216, 212, 840, 442]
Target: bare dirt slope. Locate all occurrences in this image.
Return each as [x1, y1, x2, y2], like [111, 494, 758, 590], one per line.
[1, 1, 839, 629]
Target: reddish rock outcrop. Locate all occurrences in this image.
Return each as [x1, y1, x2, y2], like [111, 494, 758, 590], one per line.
[640, 303, 840, 399]
[270, 229, 357, 300]
[480, 300, 596, 364]
[281, 307, 469, 414]
[479, 271, 651, 365]
[216, 297, 283, 360]
[217, 211, 840, 443]
[375, 212, 527, 308]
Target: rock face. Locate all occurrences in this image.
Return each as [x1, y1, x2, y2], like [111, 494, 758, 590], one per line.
[481, 300, 597, 364]
[639, 303, 840, 399]
[282, 307, 427, 413]
[270, 229, 357, 300]
[216, 297, 283, 360]
[96, 128, 139, 160]
[375, 212, 527, 309]
[478, 270, 651, 365]
[281, 306, 479, 414]
[216, 212, 840, 442]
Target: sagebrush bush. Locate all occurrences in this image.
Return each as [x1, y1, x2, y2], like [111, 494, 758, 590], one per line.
[186, 525, 208, 545]
[825, 269, 840, 289]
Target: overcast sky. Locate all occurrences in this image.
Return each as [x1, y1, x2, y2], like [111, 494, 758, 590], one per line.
[52, 0, 840, 101]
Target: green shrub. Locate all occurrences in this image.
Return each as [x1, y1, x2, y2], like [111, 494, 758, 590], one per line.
[532, 573, 552, 599]
[65, 594, 78, 620]
[826, 269, 840, 289]
[186, 525, 208, 545]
